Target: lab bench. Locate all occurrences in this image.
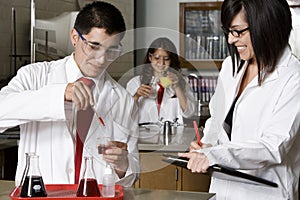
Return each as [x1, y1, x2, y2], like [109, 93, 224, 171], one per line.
[0, 180, 216, 200]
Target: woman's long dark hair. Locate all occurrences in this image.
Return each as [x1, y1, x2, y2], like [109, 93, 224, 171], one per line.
[221, 0, 292, 85]
[140, 37, 185, 89]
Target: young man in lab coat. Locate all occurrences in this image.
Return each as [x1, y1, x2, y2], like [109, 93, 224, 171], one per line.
[0, 1, 139, 187]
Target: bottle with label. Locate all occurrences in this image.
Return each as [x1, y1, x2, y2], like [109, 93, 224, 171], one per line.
[20, 154, 47, 197]
[102, 164, 115, 197]
[76, 156, 101, 197]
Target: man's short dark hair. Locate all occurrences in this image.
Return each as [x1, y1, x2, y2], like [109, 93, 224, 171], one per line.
[74, 1, 126, 39]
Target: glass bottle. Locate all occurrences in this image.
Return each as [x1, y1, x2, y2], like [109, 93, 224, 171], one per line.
[76, 156, 101, 197]
[20, 154, 47, 197]
[102, 164, 115, 197]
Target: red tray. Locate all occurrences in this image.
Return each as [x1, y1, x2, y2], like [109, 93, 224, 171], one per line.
[10, 184, 124, 200]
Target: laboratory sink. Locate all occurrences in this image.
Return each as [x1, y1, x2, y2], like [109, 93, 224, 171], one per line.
[138, 127, 196, 152]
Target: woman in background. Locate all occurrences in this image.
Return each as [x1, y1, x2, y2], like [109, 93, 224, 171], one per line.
[126, 37, 196, 125]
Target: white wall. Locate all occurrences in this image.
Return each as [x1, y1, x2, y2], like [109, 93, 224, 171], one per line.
[136, 0, 223, 51]
[136, 0, 300, 63]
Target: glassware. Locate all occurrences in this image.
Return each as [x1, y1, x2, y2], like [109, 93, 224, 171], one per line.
[76, 156, 101, 197]
[148, 77, 159, 99]
[102, 164, 115, 197]
[20, 154, 47, 197]
[97, 136, 111, 155]
[19, 152, 35, 189]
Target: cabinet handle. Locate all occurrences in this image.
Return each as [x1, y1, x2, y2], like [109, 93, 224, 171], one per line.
[175, 167, 178, 181]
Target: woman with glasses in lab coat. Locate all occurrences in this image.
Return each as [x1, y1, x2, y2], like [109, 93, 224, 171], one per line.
[179, 0, 300, 199]
[126, 37, 196, 126]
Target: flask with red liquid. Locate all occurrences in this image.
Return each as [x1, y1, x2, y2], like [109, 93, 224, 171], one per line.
[20, 154, 47, 197]
[76, 156, 101, 197]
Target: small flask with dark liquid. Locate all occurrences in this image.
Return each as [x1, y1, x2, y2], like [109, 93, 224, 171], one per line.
[76, 156, 101, 197]
[19, 152, 35, 189]
[20, 154, 47, 197]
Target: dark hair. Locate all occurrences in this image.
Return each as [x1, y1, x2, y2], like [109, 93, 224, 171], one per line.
[74, 1, 126, 39]
[141, 37, 184, 88]
[221, 0, 292, 84]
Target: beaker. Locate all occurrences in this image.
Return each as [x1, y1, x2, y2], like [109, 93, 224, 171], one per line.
[20, 154, 47, 197]
[76, 156, 101, 197]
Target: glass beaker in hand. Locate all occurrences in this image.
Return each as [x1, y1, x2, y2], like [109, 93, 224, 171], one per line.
[76, 156, 101, 197]
[97, 136, 111, 155]
[20, 154, 47, 197]
[148, 77, 159, 99]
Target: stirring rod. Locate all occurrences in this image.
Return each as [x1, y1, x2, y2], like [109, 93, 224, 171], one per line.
[92, 107, 105, 126]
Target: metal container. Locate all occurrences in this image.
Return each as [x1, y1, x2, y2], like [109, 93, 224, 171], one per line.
[163, 121, 172, 145]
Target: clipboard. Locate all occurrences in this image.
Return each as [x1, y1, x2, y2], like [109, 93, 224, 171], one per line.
[162, 154, 278, 188]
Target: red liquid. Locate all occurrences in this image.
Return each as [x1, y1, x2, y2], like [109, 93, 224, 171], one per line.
[76, 178, 101, 197]
[98, 144, 108, 154]
[20, 176, 47, 197]
[98, 117, 105, 126]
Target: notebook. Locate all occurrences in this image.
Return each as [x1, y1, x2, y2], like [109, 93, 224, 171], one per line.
[162, 154, 278, 188]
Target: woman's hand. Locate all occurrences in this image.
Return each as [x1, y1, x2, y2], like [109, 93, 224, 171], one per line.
[65, 80, 94, 111]
[133, 84, 152, 101]
[189, 140, 213, 151]
[166, 71, 180, 89]
[178, 152, 210, 173]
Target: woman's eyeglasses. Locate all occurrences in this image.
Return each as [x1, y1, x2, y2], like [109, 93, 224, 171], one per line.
[75, 28, 122, 61]
[149, 53, 171, 62]
[222, 26, 249, 37]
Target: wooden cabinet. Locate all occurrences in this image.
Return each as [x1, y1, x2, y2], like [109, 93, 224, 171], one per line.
[179, 2, 225, 70]
[134, 152, 211, 192]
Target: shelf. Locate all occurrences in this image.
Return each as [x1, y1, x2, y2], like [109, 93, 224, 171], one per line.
[179, 2, 226, 69]
[180, 58, 222, 70]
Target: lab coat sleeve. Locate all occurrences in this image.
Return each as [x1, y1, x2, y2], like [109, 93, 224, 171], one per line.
[126, 76, 140, 97]
[200, 67, 300, 170]
[0, 64, 68, 132]
[112, 91, 140, 187]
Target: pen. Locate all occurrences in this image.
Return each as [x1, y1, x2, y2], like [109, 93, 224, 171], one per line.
[193, 120, 202, 146]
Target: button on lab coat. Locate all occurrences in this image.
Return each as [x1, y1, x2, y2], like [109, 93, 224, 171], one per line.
[0, 55, 140, 187]
[200, 47, 300, 199]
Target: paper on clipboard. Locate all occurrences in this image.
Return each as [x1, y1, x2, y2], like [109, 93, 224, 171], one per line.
[162, 154, 278, 188]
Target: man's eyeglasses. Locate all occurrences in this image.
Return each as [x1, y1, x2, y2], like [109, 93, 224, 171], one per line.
[75, 28, 122, 61]
[149, 53, 171, 62]
[222, 26, 249, 37]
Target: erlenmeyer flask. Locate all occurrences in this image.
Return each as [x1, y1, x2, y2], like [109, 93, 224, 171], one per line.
[76, 156, 101, 197]
[19, 152, 35, 189]
[20, 154, 47, 197]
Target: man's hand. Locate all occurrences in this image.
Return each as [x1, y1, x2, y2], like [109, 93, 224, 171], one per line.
[65, 80, 94, 110]
[103, 141, 129, 178]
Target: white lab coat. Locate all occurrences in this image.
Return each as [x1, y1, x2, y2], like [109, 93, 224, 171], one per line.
[0, 54, 140, 187]
[126, 76, 196, 124]
[199, 47, 300, 199]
